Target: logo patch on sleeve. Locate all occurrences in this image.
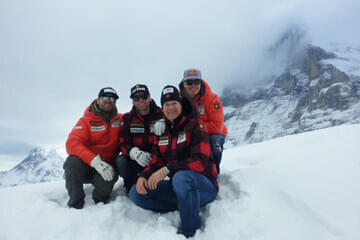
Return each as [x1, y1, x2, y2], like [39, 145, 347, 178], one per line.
[199, 123, 204, 129]
[214, 103, 220, 109]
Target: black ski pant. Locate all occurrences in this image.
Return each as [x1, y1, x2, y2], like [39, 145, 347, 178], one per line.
[63, 155, 118, 207]
[115, 155, 144, 194]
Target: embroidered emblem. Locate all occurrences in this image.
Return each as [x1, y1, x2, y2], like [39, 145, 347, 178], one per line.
[214, 103, 220, 109]
[90, 121, 104, 126]
[131, 85, 147, 95]
[130, 128, 145, 133]
[91, 126, 106, 132]
[186, 69, 199, 78]
[159, 139, 169, 145]
[159, 136, 169, 145]
[163, 87, 174, 94]
[130, 123, 144, 127]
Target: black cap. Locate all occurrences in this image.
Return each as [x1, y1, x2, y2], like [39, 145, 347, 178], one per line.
[98, 87, 119, 99]
[130, 84, 150, 98]
[160, 85, 182, 106]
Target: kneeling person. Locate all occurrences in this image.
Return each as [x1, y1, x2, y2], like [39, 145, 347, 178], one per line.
[64, 87, 121, 209]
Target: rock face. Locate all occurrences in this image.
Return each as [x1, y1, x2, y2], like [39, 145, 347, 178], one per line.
[222, 43, 360, 147]
[0, 147, 64, 187]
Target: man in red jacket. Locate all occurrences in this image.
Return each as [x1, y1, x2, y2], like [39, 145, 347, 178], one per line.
[179, 68, 227, 173]
[64, 87, 122, 209]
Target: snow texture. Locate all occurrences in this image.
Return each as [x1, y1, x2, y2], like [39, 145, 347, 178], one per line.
[0, 124, 359, 240]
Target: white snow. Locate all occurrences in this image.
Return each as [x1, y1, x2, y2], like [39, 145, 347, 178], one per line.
[224, 95, 298, 147]
[1, 124, 359, 240]
[321, 43, 360, 77]
[0, 148, 64, 187]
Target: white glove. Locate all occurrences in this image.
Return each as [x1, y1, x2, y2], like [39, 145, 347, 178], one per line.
[90, 155, 114, 181]
[153, 119, 166, 136]
[129, 147, 152, 167]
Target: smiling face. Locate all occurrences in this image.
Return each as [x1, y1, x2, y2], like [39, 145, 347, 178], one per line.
[163, 100, 182, 122]
[132, 92, 151, 115]
[183, 79, 201, 98]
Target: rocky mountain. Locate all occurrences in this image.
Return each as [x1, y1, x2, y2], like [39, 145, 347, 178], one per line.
[0, 147, 64, 187]
[222, 35, 360, 147]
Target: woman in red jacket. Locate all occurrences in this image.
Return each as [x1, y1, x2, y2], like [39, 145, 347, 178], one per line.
[179, 68, 227, 173]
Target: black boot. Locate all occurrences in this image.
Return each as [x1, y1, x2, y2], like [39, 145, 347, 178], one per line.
[68, 199, 84, 209]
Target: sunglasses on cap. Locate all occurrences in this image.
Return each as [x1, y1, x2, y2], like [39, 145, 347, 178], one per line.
[132, 93, 149, 102]
[184, 79, 201, 86]
[101, 96, 116, 103]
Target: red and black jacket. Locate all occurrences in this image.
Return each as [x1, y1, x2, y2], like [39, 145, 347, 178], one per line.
[141, 97, 218, 188]
[119, 100, 163, 157]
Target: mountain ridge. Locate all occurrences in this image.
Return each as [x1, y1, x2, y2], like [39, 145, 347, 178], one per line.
[222, 41, 360, 147]
[0, 147, 64, 187]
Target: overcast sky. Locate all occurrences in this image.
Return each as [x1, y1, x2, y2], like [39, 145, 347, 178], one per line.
[1, 0, 359, 162]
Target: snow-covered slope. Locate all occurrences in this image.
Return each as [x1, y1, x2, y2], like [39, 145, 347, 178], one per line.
[0, 124, 359, 240]
[0, 147, 64, 187]
[321, 43, 360, 77]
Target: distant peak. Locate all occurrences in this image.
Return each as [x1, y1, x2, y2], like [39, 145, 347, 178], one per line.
[29, 147, 45, 156]
[268, 25, 308, 56]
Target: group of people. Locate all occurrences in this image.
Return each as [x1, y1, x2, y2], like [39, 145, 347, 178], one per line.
[63, 68, 227, 238]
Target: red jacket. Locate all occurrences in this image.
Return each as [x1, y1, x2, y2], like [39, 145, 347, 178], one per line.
[141, 97, 218, 188]
[66, 100, 122, 165]
[180, 80, 227, 136]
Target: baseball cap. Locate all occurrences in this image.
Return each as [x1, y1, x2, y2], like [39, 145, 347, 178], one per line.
[130, 84, 150, 98]
[98, 87, 119, 99]
[182, 68, 202, 82]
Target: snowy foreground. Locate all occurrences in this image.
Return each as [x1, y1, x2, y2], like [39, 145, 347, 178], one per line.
[1, 124, 359, 240]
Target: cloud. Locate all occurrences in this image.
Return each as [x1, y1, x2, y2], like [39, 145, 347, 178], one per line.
[0, 140, 33, 156]
[0, 0, 359, 148]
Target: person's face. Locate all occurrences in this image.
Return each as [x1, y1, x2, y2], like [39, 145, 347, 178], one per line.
[97, 96, 116, 112]
[163, 100, 182, 122]
[132, 92, 151, 114]
[183, 79, 201, 98]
